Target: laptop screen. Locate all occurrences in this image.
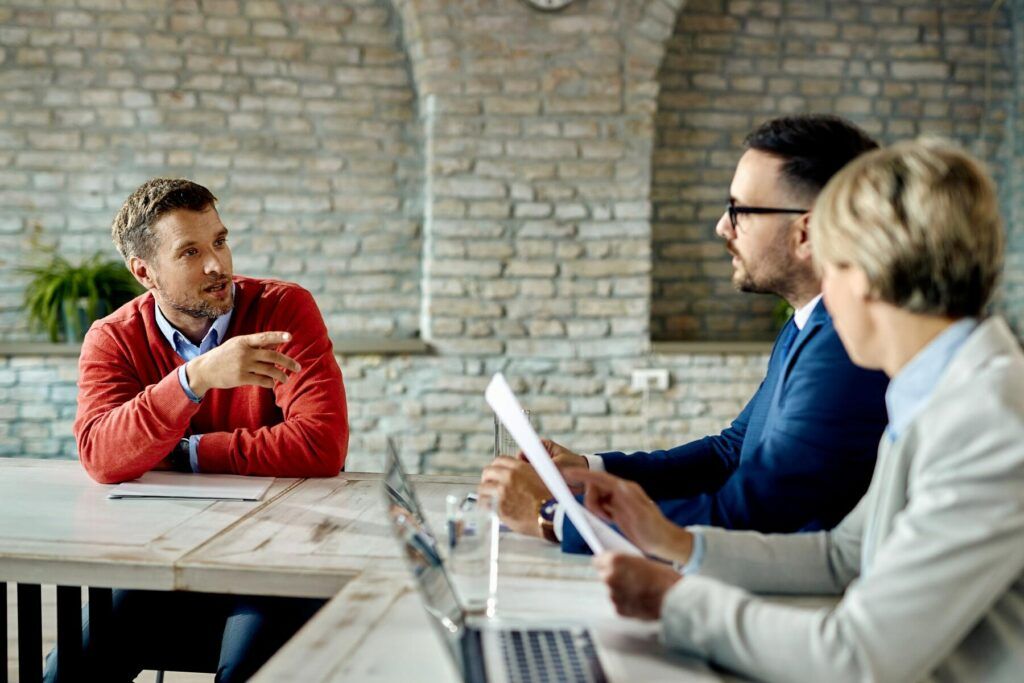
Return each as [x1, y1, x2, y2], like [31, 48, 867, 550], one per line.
[383, 438, 429, 526]
[382, 440, 468, 670]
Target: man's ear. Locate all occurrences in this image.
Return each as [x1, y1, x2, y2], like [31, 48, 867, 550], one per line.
[792, 212, 813, 262]
[129, 257, 157, 291]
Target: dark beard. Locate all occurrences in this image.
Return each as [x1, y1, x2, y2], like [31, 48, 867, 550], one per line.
[730, 237, 792, 298]
[736, 269, 776, 295]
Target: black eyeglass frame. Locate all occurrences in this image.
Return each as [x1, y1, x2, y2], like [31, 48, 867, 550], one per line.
[727, 204, 808, 230]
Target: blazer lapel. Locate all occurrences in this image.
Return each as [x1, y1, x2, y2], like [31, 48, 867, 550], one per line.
[747, 300, 832, 450]
[764, 300, 829, 420]
[782, 300, 828, 382]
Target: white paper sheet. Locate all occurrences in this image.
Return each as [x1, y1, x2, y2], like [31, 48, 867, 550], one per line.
[108, 472, 274, 501]
[485, 373, 641, 556]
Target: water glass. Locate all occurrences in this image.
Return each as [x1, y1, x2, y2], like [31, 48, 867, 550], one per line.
[446, 493, 499, 616]
[494, 409, 532, 458]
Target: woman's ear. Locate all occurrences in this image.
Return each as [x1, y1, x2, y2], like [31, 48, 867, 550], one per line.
[850, 265, 873, 301]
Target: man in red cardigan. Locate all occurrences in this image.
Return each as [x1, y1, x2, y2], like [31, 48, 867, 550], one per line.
[46, 178, 349, 682]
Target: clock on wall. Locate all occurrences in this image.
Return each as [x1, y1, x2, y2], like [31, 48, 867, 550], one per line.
[522, 0, 575, 11]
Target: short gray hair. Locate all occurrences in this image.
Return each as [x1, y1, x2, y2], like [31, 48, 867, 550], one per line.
[811, 139, 1003, 318]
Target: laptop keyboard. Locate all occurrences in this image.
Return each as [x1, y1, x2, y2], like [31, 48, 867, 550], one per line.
[499, 627, 607, 683]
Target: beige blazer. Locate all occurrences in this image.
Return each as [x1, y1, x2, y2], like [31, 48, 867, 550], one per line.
[661, 317, 1024, 683]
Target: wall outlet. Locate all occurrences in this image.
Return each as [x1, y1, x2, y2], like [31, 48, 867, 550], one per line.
[631, 368, 669, 392]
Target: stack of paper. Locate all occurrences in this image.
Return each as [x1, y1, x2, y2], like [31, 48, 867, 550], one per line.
[108, 472, 274, 501]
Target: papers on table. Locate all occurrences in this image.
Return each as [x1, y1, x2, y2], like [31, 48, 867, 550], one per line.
[108, 472, 274, 501]
[485, 372, 641, 556]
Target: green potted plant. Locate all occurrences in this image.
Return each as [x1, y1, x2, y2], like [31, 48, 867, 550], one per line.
[21, 252, 144, 343]
[772, 297, 795, 331]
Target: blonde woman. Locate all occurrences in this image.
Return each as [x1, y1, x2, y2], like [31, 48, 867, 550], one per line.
[567, 140, 1024, 682]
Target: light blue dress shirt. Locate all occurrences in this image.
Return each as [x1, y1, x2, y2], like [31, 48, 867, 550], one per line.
[684, 317, 978, 577]
[884, 317, 978, 442]
[153, 294, 234, 473]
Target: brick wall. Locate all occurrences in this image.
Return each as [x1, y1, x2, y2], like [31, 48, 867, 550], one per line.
[0, 0, 421, 340]
[395, 0, 668, 360]
[3, 0, 756, 472]
[652, 0, 1018, 340]
[0, 351, 767, 471]
[0, 0, 1021, 472]
[0, 357, 79, 459]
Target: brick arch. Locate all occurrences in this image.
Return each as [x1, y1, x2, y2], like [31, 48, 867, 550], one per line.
[648, 1, 1018, 342]
[620, 0, 705, 345]
[624, 0, 690, 108]
[388, 0, 443, 103]
[390, 0, 693, 350]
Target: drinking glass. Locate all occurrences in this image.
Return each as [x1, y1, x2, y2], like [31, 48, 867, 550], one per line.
[446, 492, 499, 616]
[493, 409, 533, 459]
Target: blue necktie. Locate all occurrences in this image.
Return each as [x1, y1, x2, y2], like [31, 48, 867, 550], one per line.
[774, 318, 799, 366]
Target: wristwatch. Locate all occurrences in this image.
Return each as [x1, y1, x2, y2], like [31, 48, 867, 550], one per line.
[168, 438, 191, 473]
[537, 497, 558, 544]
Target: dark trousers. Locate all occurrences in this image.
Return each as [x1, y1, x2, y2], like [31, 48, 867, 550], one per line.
[43, 589, 325, 682]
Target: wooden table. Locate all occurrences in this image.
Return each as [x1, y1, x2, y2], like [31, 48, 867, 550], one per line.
[0, 460, 298, 591]
[177, 473, 594, 599]
[0, 461, 554, 680]
[241, 471, 737, 682]
[3, 460, 712, 682]
[252, 572, 735, 682]
[0, 459, 298, 682]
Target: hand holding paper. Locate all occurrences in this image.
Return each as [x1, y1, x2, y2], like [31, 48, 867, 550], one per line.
[485, 373, 641, 556]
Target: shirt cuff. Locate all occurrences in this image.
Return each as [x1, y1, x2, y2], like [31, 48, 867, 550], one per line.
[582, 454, 605, 472]
[188, 435, 202, 473]
[177, 364, 202, 404]
[675, 529, 705, 575]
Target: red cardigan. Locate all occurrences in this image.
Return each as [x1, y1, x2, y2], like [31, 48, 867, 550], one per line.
[74, 276, 349, 484]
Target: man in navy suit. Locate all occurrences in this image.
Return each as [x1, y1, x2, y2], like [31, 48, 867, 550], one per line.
[480, 115, 890, 555]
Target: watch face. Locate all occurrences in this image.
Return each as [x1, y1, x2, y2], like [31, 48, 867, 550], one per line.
[524, 0, 574, 11]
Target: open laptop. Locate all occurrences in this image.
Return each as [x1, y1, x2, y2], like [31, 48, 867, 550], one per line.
[382, 439, 609, 683]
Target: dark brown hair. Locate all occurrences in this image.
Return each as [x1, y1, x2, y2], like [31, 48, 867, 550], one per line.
[111, 178, 217, 261]
[745, 114, 879, 199]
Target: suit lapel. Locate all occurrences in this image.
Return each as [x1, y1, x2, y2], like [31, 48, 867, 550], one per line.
[742, 319, 797, 450]
[778, 299, 829, 389]
[754, 300, 829, 447]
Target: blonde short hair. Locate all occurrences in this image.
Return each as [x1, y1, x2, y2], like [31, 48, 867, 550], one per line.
[811, 139, 1004, 318]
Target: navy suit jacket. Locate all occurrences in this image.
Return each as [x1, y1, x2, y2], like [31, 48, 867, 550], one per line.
[562, 300, 890, 554]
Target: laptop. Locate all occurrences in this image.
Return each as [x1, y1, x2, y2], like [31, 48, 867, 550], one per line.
[382, 439, 610, 683]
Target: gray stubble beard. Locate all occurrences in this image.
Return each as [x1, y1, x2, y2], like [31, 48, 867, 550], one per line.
[153, 275, 233, 320]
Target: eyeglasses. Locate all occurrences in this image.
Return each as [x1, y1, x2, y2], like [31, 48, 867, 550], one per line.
[727, 204, 808, 232]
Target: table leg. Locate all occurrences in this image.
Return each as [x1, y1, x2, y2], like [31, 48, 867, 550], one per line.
[55, 586, 82, 681]
[1, 581, 7, 683]
[16, 584, 41, 683]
